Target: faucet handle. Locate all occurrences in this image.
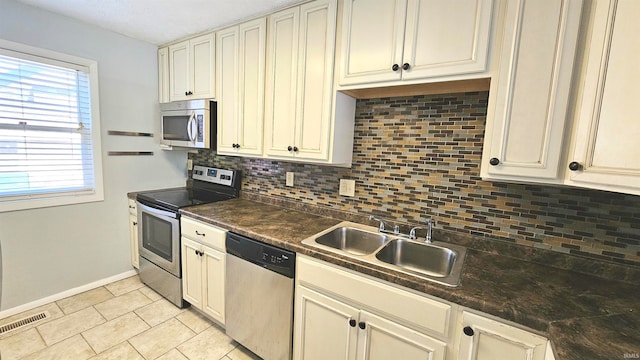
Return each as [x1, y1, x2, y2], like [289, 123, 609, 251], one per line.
[369, 215, 386, 232]
[425, 218, 435, 226]
[409, 227, 423, 240]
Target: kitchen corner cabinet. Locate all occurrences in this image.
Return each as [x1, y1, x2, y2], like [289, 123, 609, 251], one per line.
[294, 255, 450, 360]
[180, 217, 227, 325]
[565, 0, 640, 195]
[456, 311, 547, 360]
[264, 0, 356, 165]
[338, 0, 493, 86]
[216, 18, 266, 157]
[168, 33, 215, 102]
[481, 0, 583, 181]
[128, 199, 139, 269]
[158, 47, 170, 103]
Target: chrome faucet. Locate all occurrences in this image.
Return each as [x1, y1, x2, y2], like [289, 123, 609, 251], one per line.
[368, 215, 399, 234]
[408, 226, 423, 240]
[425, 219, 435, 243]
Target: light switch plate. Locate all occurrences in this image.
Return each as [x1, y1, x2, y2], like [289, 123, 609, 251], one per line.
[286, 172, 295, 187]
[187, 159, 193, 170]
[339, 179, 356, 197]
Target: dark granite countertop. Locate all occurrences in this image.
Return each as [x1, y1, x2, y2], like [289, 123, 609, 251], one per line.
[179, 198, 639, 359]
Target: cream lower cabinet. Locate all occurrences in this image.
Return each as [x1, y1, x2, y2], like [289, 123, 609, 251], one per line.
[295, 286, 445, 360]
[295, 255, 555, 359]
[565, 0, 640, 195]
[481, 0, 583, 182]
[181, 217, 227, 325]
[128, 199, 139, 269]
[264, 0, 356, 166]
[294, 255, 450, 360]
[456, 311, 548, 360]
[216, 18, 266, 157]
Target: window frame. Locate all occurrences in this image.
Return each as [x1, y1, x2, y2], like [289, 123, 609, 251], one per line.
[0, 39, 104, 212]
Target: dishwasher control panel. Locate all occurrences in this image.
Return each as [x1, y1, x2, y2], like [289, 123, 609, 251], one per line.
[226, 232, 296, 278]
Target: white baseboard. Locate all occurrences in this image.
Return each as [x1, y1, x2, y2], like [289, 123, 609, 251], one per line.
[0, 269, 138, 320]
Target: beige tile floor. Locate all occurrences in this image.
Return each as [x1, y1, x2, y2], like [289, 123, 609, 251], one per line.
[0, 275, 261, 360]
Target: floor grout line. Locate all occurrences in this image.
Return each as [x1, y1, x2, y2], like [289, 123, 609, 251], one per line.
[1, 277, 258, 360]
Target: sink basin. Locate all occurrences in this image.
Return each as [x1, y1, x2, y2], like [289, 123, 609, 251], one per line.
[301, 221, 467, 287]
[375, 240, 456, 278]
[313, 226, 389, 255]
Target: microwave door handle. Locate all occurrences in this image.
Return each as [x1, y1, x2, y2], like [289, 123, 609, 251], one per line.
[187, 112, 197, 143]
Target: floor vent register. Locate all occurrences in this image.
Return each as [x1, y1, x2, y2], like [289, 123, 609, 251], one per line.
[0, 311, 50, 336]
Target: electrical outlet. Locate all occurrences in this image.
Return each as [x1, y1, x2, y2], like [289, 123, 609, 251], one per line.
[286, 172, 295, 187]
[339, 179, 356, 197]
[187, 159, 193, 170]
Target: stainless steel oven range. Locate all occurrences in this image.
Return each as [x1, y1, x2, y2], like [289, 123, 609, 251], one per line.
[136, 166, 240, 307]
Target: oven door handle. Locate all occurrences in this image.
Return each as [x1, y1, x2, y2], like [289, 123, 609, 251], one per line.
[138, 202, 178, 219]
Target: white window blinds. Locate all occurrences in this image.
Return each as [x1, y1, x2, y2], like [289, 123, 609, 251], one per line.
[0, 52, 96, 202]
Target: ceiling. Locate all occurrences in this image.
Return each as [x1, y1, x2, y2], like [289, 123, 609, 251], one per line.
[15, 0, 303, 45]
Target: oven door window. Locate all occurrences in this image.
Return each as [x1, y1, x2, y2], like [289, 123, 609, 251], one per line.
[141, 212, 173, 261]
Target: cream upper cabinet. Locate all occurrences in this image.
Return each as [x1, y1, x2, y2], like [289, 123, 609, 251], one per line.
[481, 0, 583, 181]
[566, 0, 640, 194]
[168, 33, 215, 102]
[158, 47, 170, 103]
[264, 0, 356, 165]
[339, 0, 494, 86]
[456, 311, 547, 360]
[216, 18, 266, 156]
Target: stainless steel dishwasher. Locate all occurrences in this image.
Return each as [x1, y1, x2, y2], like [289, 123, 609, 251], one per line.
[225, 232, 296, 360]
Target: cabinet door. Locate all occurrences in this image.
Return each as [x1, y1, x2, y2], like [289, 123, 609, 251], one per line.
[237, 18, 266, 156]
[294, 0, 337, 161]
[264, 7, 300, 158]
[457, 312, 547, 360]
[216, 26, 239, 154]
[181, 238, 203, 309]
[293, 286, 358, 360]
[482, 0, 582, 180]
[129, 214, 139, 269]
[169, 40, 190, 101]
[359, 311, 446, 360]
[339, 0, 406, 85]
[567, 0, 640, 194]
[402, 0, 492, 80]
[190, 33, 215, 99]
[158, 47, 170, 103]
[202, 246, 225, 324]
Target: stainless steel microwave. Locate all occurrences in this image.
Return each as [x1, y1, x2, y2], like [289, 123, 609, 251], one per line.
[160, 99, 216, 149]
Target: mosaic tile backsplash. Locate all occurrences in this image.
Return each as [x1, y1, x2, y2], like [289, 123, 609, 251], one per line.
[191, 91, 640, 267]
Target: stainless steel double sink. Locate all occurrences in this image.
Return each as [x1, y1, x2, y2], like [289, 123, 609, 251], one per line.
[301, 222, 467, 287]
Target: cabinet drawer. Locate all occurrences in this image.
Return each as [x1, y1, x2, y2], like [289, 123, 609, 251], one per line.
[297, 255, 452, 337]
[181, 217, 227, 251]
[128, 199, 137, 215]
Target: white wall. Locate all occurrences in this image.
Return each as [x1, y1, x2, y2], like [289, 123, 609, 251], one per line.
[0, 0, 189, 311]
